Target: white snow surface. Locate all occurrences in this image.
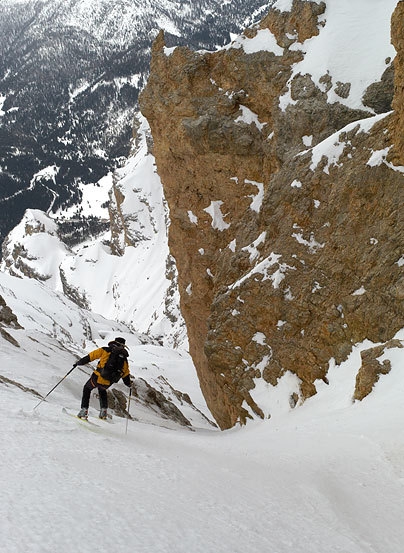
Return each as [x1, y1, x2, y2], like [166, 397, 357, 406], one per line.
[204, 200, 231, 231]
[1, 270, 404, 552]
[308, 112, 390, 173]
[246, 179, 264, 212]
[277, 0, 397, 111]
[0, 93, 6, 116]
[228, 27, 284, 55]
[223, 0, 396, 112]
[234, 105, 266, 130]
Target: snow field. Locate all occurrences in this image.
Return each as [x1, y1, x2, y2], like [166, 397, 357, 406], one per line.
[2, 322, 404, 553]
[3, 367, 404, 553]
[271, 0, 398, 113]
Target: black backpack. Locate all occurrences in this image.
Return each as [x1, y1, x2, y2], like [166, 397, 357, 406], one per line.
[100, 345, 128, 383]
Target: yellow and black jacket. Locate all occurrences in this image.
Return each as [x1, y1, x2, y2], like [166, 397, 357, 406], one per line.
[76, 346, 130, 387]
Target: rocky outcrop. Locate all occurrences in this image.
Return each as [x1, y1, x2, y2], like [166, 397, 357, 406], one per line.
[109, 118, 156, 256]
[0, 295, 22, 346]
[362, 64, 394, 114]
[354, 340, 403, 401]
[140, 1, 404, 429]
[0, 295, 21, 329]
[0, 374, 41, 395]
[109, 184, 129, 256]
[107, 377, 216, 429]
[1, 210, 58, 281]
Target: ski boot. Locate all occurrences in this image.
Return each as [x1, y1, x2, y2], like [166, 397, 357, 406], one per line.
[99, 408, 108, 420]
[77, 408, 88, 419]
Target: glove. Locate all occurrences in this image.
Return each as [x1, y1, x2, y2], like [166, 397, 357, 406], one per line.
[122, 375, 132, 388]
[72, 362, 78, 368]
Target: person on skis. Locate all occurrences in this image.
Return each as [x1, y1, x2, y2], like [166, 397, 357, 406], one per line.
[73, 337, 131, 419]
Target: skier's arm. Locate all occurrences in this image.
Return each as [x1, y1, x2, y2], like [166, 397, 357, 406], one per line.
[88, 348, 106, 362]
[73, 348, 105, 367]
[122, 360, 131, 387]
[73, 354, 90, 367]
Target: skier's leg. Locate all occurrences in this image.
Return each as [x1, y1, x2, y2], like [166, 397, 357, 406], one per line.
[97, 384, 109, 419]
[98, 387, 108, 409]
[81, 376, 96, 408]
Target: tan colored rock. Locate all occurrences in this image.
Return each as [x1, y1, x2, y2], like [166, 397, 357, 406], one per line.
[0, 295, 22, 347]
[109, 183, 129, 256]
[0, 295, 22, 329]
[261, 1, 325, 46]
[140, 2, 404, 429]
[354, 340, 403, 401]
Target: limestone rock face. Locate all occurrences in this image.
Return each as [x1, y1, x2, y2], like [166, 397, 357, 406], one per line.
[140, 1, 404, 429]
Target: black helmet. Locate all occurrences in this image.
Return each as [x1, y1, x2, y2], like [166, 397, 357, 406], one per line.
[114, 337, 126, 345]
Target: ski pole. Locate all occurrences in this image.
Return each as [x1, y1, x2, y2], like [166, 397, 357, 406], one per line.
[33, 365, 77, 410]
[125, 385, 132, 435]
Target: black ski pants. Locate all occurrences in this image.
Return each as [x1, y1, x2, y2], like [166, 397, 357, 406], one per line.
[81, 374, 109, 409]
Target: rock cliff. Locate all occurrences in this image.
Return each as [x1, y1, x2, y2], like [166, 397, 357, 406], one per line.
[140, 0, 404, 429]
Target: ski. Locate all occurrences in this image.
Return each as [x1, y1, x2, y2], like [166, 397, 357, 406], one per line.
[98, 416, 114, 424]
[62, 407, 101, 428]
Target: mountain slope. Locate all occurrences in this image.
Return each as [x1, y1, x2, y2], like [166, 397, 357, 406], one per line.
[3, 1, 403, 430]
[0, 269, 213, 428]
[1, 115, 185, 347]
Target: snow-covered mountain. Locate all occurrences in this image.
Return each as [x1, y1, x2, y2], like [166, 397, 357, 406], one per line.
[2, 114, 185, 347]
[2, 2, 404, 549]
[2, 0, 402, 381]
[139, 0, 403, 428]
[0, 0, 273, 247]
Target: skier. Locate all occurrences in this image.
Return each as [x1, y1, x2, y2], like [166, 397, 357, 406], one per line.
[74, 337, 131, 419]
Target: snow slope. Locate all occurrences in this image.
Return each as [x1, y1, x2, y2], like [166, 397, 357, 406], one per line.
[273, 0, 397, 111]
[4, 395, 396, 553]
[1, 271, 404, 553]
